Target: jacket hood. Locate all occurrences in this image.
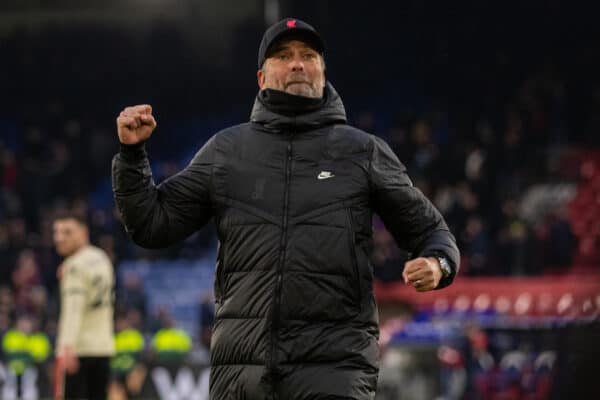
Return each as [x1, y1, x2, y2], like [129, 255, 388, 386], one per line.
[250, 81, 347, 132]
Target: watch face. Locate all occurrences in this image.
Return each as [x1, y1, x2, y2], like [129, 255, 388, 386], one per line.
[438, 257, 451, 277]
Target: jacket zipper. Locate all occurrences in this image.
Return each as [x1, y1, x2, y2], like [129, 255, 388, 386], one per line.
[270, 138, 293, 395]
[346, 208, 362, 312]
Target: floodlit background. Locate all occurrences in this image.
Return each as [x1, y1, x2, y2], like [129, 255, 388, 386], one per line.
[0, 1, 599, 399]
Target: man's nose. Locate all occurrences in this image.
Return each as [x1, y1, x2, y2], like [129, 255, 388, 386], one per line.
[289, 56, 305, 71]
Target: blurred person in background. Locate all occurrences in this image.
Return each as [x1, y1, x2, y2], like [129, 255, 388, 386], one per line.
[1, 313, 51, 397]
[535, 206, 576, 273]
[11, 249, 42, 314]
[2, 315, 35, 378]
[109, 314, 146, 400]
[496, 200, 539, 276]
[459, 215, 491, 276]
[150, 313, 191, 365]
[145, 305, 172, 335]
[112, 17, 459, 399]
[116, 270, 147, 324]
[0, 285, 16, 329]
[53, 212, 115, 400]
[198, 292, 214, 352]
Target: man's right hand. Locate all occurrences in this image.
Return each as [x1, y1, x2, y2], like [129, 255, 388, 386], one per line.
[57, 346, 80, 375]
[116, 104, 157, 144]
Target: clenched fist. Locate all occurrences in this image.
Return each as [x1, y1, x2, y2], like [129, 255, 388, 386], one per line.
[403, 257, 442, 292]
[116, 104, 157, 145]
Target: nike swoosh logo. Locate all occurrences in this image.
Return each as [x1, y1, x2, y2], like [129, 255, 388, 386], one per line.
[317, 171, 335, 180]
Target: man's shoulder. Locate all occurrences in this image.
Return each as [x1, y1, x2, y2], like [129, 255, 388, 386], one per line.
[198, 122, 256, 151]
[326, 124, 377, 153]
[334, 124, 375, 139]
[213, 122, 255, 140]
[188, 123, 255, 163]
[71, 245, 112, 269]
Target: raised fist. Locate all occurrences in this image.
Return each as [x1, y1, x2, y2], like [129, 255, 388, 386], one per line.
[116, 104, 157, 145]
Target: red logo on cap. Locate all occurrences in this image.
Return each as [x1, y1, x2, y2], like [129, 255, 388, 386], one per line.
[287, 19, 297, 28]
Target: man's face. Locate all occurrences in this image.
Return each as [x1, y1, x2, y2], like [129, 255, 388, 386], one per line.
[257, 39, 325, 98]
[53, 218, 88, 257]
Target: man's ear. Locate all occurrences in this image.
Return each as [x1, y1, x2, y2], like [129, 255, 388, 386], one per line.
[257, 68, 265, 90]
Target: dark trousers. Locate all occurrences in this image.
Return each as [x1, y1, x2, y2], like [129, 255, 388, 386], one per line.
[64, 356, 109, 400]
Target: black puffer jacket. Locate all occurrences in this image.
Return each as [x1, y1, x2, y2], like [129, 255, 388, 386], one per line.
[112, 83, 459, 400]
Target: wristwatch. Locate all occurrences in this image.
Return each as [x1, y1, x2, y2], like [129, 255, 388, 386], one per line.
[436, 256, 452, 279]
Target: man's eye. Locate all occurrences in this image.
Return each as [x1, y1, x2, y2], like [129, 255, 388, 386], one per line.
[302, 53, 316, 59]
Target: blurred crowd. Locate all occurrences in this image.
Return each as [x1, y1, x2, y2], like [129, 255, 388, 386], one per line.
[368, 59, 597, 281]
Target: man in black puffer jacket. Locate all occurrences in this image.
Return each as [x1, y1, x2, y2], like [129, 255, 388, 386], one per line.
[112, 18, 459, 400]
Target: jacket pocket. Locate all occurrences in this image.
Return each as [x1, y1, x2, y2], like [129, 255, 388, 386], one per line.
[346, 208, 362, 312]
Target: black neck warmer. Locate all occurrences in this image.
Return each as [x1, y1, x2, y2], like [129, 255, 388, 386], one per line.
[257, 88, 326, 117]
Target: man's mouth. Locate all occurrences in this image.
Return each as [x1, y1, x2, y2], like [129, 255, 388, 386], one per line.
[286, 81, 309, 87]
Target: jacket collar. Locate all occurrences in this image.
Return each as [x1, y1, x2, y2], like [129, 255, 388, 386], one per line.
[250, 81, 347, 132]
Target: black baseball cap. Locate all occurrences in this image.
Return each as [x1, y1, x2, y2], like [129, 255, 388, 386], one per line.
[257, 18, 325, 69]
